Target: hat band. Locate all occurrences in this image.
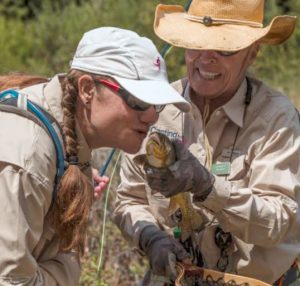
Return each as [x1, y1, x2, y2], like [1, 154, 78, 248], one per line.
[184, 14, 263, 28]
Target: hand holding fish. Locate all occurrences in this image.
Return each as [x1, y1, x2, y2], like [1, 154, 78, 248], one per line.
[144, 139, 215, 201]
[139, 225, 191, 282]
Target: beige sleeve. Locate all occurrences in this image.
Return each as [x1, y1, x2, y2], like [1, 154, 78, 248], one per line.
[0, 164, 80, 286]
[199, 109, 300, 246]
[112, 154, 159, 247]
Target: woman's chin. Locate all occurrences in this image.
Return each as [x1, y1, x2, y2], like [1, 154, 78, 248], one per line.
[121, 141, 142, 154]
[115, 130, 147, 154]
[121, 137, 144, 154]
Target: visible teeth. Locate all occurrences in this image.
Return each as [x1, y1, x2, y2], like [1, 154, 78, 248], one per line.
[199, 70, 220, 79]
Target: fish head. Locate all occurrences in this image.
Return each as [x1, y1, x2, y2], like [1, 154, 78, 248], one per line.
[145, 132, 175, 168]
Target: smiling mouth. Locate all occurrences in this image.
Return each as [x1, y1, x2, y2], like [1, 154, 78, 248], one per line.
[199, 70, 221, 80]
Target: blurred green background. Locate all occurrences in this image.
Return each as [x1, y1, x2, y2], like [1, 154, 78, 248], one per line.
[1, 0, 299, 104]
[0, 1, 299, 285]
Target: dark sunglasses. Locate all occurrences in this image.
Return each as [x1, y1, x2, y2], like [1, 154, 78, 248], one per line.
[94, 78, 165, 113]
[217, 50, 239, 57]
[189, 49, 239, 57]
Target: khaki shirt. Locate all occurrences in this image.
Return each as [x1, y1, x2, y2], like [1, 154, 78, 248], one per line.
[113, 77, 300, 284]
[0, 75, 92, 285]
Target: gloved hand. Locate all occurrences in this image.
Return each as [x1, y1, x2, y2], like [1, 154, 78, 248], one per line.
[139, 225, 191, 281]
[144, 141, 215, 201]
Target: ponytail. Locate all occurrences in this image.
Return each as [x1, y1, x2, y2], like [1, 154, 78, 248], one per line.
[0, 72, 49, 91]
[48, 70, 94, 257]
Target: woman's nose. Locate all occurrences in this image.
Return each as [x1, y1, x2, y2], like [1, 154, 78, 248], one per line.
[199, 51, 217, 64]
[141, 106, 159, 125]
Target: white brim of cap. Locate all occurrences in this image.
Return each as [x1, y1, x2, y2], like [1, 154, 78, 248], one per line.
[112, 76, 191, 113]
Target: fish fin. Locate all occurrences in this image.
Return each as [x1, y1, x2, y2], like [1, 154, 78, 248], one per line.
[191, 211, 204, 230]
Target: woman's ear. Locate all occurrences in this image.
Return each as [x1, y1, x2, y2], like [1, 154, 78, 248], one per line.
[77, 74, 96, 106]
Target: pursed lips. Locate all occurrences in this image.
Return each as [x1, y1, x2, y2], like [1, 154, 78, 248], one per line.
[134, 127, 149, 136]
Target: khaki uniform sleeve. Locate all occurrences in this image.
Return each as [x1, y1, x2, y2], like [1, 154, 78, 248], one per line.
[0, 164, 80, 286]
[112, 154, 159, 247]
[199, 108, 300, 246]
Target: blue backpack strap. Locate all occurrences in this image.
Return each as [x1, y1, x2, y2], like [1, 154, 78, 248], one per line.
[0, 89, 65, 203]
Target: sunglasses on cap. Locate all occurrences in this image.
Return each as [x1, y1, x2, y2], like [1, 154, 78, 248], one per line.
[94, 78, 165, 113]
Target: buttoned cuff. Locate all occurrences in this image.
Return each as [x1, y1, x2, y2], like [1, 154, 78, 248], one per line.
[195, 176, 231, 213]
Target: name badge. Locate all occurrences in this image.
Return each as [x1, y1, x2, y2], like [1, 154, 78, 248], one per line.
[211, 162, 231, 176]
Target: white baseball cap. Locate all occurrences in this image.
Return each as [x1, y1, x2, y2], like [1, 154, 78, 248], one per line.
[70, 27, 190, 112]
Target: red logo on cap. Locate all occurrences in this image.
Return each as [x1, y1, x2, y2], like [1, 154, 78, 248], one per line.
[154, 56, 161, 70]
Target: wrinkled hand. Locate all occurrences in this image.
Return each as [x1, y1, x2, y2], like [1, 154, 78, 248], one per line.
[92, 168, 109, 199]
[139, 225, 191, 281]
[144, 141, 214, 201]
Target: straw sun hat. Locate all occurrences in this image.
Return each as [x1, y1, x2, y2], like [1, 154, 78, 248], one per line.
[154, 0, 297, 51]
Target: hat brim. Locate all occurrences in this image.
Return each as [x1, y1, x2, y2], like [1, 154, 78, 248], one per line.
[112, 76, 191, 113]
[154, 4, 297, 51]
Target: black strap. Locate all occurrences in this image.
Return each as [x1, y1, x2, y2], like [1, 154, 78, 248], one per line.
[215, 226, 233, 272]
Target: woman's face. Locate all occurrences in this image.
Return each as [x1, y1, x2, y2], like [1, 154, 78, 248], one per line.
[77, 76, 159, 154]
[185, 44, 259, 105]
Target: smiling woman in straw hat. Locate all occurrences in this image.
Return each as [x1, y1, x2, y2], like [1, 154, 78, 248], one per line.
[112, 1, 300, 286]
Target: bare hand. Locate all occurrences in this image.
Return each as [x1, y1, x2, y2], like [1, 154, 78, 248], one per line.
[92, 168, 109, 199]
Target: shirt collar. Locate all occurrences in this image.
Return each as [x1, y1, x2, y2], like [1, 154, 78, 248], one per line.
[183, 82, 202, 119]
[222, 78, 247, 128]
[43, 74, 64, 124]
[184, 78, 248, 127]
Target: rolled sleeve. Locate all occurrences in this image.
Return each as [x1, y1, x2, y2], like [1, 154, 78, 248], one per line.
[199, 176, 231, 212]
[199, 110, 300, 246]
[112, 154, 159, 247]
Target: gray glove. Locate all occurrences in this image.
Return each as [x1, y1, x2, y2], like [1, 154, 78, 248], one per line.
[144, 141, 214, 201]
[139, 225, 191, 281]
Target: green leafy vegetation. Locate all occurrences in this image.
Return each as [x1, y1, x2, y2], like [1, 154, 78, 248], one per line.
[1, 0, 299, 106]
[0, 1, 299, 284]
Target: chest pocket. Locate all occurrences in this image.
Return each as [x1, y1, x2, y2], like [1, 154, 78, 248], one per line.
[228, 154, 247, 179]
[213, 151, 249, 187]
[227, 154, 249, 187]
